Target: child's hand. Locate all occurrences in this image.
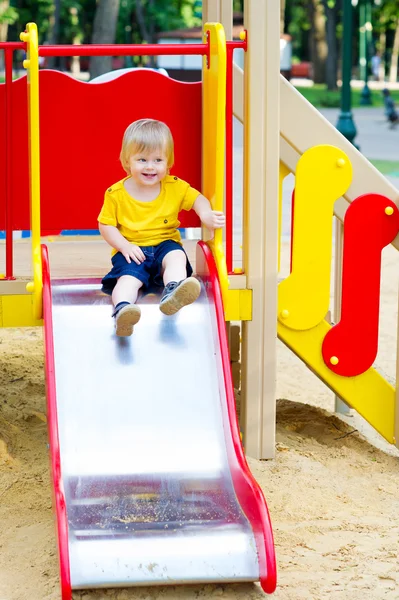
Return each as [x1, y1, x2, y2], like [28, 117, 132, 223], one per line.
[120, 242, 146, 265]
[201, 210, 226, 231]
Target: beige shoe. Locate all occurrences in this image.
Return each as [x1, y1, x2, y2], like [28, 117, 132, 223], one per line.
[115, 304, 141, 337]
[159, 277, 201, 316]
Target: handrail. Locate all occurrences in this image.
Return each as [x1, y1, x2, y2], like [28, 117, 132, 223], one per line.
[202, 23, 229, 309]
[20, 23, 42, 320]
[38, 43, 209, 58]
[4, 47, 15, 279]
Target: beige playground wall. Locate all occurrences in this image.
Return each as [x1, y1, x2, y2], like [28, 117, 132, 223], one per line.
[205, 0, 399, 454]
[203, 0, 280, 460]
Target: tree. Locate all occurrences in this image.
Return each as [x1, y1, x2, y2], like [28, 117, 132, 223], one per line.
[90, 0, 120, 79]
[389, 15, 399, 82]
[323, 0, 339, 90]
[281, 0, 286, 34]
[0, 0, 18, 69]
[307, 0, 327, 84]
[0, 0, 18, 42]
[374, 0, 399, 83]
[46, 0, 61, 67]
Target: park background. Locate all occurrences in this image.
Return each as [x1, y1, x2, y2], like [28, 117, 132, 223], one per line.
[0, 1, 399, 600]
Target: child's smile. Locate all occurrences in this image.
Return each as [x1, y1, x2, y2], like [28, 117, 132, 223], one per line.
[129, 150, 168, 188]
[142, 172, 157, 182]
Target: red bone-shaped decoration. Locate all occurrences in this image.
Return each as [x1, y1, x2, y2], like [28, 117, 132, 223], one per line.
[322, 194, 399, 377]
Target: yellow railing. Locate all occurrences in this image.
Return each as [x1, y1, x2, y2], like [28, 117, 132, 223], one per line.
[277, 146, 396, 445]
[202, 23, 251, 322]
[20, 23, 42, 321]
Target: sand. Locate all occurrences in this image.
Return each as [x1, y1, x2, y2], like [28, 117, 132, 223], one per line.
[0, 239, 398, 600]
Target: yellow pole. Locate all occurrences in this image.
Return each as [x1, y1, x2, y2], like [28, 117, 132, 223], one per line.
[20, 22, 42, 321]
[202, 23, 228, 307]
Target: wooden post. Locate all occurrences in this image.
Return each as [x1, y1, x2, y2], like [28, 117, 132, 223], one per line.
[240, 0, 280, 459]
[202, 0, 233, 40]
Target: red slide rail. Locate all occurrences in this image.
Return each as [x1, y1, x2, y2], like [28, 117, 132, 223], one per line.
[42, 245, 71, 599]
[197, 241, 277, 594]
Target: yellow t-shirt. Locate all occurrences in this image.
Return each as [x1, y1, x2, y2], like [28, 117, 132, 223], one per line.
[98, 175, 200, 254]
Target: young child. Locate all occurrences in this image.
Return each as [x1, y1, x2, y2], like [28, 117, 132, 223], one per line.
[98, 119, 225, 336]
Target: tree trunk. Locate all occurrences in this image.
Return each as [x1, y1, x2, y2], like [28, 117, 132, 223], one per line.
[323, 0, 338, 90]
[280, 0, 286, 34]
[71, 36, 82, 76]
[308, 0, 327, 84]
[389, 18, 399, 83]
[135, 0, 156, 67]
[46, 0, 62, 69]
[378, 29, 386, 82]
[90, 0, 120, 80]
[135, 0, 150, 43]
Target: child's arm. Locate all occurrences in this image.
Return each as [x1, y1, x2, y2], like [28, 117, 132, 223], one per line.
[98, 223, 146, 264]
[193, 194, 226, 230]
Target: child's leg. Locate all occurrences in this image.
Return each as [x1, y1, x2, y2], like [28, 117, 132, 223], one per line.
[112, 275, 143, 337]
[162, 250, 188, 285]
[112, 274, 143, 306]
[159, 250, 200, 315]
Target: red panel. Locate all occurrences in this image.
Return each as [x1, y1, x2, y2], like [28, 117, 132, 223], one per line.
[0, 73, 5, 226]
[322, 194, 399, 377]
[196, 241, 277, 594]
[42, 245, 72, 599]
[0, 70, 201, 231]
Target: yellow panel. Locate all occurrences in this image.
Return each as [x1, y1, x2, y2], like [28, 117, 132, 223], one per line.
[225, 289, 252, 322]
[278, 319, 395, 444]
[1, 295, 43, 328]
[278, 146, 352, 331]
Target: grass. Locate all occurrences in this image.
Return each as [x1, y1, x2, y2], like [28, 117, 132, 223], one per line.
[368, 159, 399, 176]
[295, 84, 399, 109]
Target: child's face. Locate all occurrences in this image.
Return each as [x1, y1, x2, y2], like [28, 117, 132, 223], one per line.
[128, 149, 168, 187]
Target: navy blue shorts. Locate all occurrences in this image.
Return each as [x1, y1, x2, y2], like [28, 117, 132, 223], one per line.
[101, 240, 193, 295]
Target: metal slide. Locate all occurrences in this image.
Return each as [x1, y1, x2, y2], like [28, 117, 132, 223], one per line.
[42, 243, 276, 598]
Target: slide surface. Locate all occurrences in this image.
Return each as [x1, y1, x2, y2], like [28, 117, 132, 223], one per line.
[42, 243, 276, 597]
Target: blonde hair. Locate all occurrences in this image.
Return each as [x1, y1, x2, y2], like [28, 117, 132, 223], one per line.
[120, 119, 174, 174]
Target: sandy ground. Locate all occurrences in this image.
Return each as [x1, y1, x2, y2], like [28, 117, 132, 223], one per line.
[0, 238, 398, 600]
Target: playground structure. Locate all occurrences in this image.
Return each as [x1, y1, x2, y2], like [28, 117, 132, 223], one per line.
[0, 0, 399, 597]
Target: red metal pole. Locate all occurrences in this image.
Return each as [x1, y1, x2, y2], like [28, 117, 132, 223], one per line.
[225, 45, 233, 274]
[5, 48, 15, 280]
[0, 42, 25, 50]
[39, 43, 209, 58]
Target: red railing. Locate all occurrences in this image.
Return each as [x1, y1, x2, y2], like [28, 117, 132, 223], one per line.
[1, 36, 246, 279]
[1, 42, 24, 279]
[39, 43, 209, 58]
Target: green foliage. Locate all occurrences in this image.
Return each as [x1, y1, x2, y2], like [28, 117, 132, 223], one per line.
[0, 5, 19, 26]
[296, 84, 399, 109]
[285, 0, 311, 61]
[14, 0, 53, 39]
[117, 0, 202, 47]
[7, 0, 207, 46]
